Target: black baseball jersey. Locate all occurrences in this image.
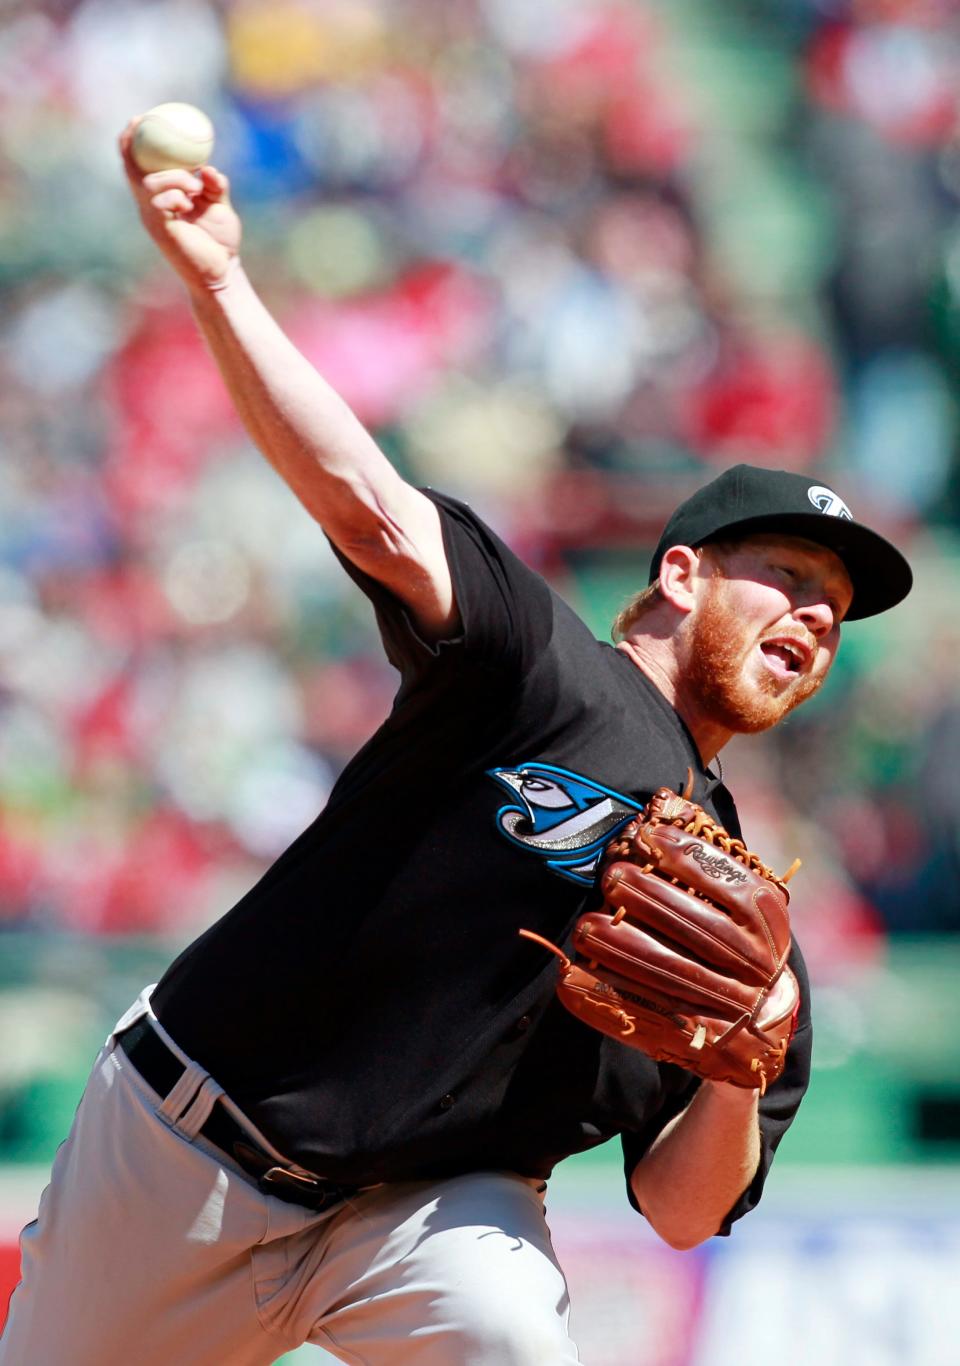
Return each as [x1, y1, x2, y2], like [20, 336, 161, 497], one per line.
[152, 491, 812, 1233]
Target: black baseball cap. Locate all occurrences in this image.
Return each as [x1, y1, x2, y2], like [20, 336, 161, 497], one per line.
[649, 464, 912, 620]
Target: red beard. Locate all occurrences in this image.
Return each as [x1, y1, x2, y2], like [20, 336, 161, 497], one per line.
[684, 578, 824, 734]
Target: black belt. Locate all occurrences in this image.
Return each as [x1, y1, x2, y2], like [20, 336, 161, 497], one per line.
[117, 1017, 357, 1212]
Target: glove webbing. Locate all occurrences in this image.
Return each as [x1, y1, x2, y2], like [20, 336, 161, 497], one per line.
[608, 799, 801, 894]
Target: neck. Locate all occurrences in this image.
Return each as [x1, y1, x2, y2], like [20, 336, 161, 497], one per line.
[616, 638, 732, 766]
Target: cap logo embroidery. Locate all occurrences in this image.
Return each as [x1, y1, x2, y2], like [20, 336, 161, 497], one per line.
[807, 485, 852, 520]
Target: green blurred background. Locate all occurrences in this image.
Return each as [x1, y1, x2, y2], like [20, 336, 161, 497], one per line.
[1, 0, 959, 1360]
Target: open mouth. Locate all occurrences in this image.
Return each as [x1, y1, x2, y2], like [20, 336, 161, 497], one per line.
[759, 641, 807, 679]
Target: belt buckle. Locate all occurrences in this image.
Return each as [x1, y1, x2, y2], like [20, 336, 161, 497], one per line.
[260, 1165, 339, 1208]
[261, 1165, 322, 1192]
[233, 1140, 344, 1210]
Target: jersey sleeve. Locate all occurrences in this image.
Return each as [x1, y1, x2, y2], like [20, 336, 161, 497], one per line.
[619, 936, 813, 1236]
[331, 489, 554, 683]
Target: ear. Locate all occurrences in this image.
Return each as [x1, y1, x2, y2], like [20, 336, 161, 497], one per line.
[657, 545, 703, 616]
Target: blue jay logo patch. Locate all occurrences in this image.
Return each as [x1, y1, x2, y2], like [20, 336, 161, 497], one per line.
[487, 763, 639, 885]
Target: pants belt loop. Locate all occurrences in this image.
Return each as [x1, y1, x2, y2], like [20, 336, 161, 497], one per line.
[176, 1075, 225, 1141]
[156, 1063, 206, 1128]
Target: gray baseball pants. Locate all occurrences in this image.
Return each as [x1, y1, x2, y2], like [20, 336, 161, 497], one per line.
[0, 991, 580, 1365]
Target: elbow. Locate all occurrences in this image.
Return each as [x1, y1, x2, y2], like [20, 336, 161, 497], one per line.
[641, 1207, 717, 1251]
[655, 1223, 715, 1252]
[634, 1189, 721, 1250]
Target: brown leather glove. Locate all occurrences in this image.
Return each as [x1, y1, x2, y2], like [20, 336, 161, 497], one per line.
[521, 785, 801, 1094]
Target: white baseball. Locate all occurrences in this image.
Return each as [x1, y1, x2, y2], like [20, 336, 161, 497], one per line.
[131, 102, 215, 173]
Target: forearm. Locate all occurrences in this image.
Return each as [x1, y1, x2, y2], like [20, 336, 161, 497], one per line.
[630, 1081, 761, 1250]
[120, 137, 455, 630]
[187, 265, 456, 629]
[121, 135, 399, 542]
[189, 265, 411, 544]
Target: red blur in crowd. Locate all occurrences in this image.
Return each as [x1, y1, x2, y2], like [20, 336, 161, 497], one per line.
[805, 18, 957, 147]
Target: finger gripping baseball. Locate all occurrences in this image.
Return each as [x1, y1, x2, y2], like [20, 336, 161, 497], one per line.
[520, 786, 801, 1093]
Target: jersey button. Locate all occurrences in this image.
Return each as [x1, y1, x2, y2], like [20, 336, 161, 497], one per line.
[438, 1093, 455, 1111]
[515, 1015, 532, 1034]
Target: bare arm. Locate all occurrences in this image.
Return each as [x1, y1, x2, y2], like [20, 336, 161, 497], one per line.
[118, 120, 456, 639]
[630, 1081, 761, 1250]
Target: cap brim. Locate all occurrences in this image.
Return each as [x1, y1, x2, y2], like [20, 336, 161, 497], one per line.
[698, 512, 913, 621]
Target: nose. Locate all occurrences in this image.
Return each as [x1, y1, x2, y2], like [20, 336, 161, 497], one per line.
[795, 600, 835, 638]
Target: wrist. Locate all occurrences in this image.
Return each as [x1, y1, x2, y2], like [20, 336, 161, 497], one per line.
[187, 256, 244, 306]
[703, 1078, 759, 1106]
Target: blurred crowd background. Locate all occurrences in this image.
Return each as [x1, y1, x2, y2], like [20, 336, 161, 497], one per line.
[1, 1, 959, 1347]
